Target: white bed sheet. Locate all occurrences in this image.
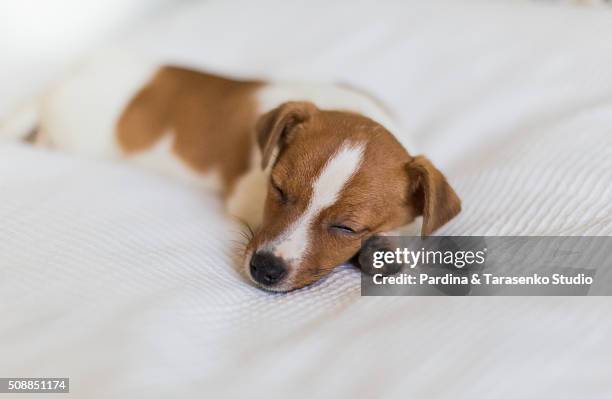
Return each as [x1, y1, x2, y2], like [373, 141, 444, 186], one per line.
[1, 1, 612, 398]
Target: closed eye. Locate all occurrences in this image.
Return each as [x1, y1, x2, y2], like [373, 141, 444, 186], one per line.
[271, 180, 288, 203]
[330, 224, 357, 235]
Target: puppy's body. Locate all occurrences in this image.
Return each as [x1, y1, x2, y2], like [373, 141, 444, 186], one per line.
[34, 57, 405, 229]
[2, 56, 460, 291]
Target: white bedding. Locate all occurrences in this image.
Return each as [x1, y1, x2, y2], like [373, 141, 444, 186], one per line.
[1, 1, 612, 398]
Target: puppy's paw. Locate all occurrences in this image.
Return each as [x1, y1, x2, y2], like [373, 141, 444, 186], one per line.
[355, 235, 403, 276]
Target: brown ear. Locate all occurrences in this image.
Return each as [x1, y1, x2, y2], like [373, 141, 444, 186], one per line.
[255, 101, 317, 169]
[406, 156, 461, 237]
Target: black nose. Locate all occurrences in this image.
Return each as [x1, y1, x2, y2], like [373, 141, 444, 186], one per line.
[250, 252, 287, 286]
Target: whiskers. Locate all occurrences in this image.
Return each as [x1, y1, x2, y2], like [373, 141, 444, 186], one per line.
[227, 219, 257, 278]
[239, 221, 255, 241]
[229, 219, 255, 253]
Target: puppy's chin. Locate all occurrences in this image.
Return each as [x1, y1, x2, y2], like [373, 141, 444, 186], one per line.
[255, 282, 294, 293]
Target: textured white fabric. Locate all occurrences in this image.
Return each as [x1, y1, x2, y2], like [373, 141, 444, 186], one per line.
[1, 1, 612, 398]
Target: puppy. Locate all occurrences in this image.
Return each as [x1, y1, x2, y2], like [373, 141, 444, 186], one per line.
[0, 57, 461, 291]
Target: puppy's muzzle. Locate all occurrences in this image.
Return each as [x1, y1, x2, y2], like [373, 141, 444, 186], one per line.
[249, 251, 287, 286]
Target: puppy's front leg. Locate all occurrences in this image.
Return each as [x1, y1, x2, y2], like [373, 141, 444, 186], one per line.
[354, 222, 421, 276]
[355, 235, 402, 276]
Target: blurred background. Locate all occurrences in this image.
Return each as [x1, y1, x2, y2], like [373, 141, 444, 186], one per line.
[1, 0, 610, 121]
[0, 0, 190, 119]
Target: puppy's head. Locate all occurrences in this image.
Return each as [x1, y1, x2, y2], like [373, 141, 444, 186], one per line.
[244, 101, 461, 291]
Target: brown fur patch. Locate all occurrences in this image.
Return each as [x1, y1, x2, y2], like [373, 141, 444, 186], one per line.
[116, 66, 263, 193]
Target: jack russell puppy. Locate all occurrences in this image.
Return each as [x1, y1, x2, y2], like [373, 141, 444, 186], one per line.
[1, 57, 461, 292]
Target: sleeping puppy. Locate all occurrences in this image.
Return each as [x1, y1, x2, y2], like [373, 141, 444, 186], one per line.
[1, 57, 461, 292]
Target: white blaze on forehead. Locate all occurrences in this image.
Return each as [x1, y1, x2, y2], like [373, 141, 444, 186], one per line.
[271, 141, 366, 262]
